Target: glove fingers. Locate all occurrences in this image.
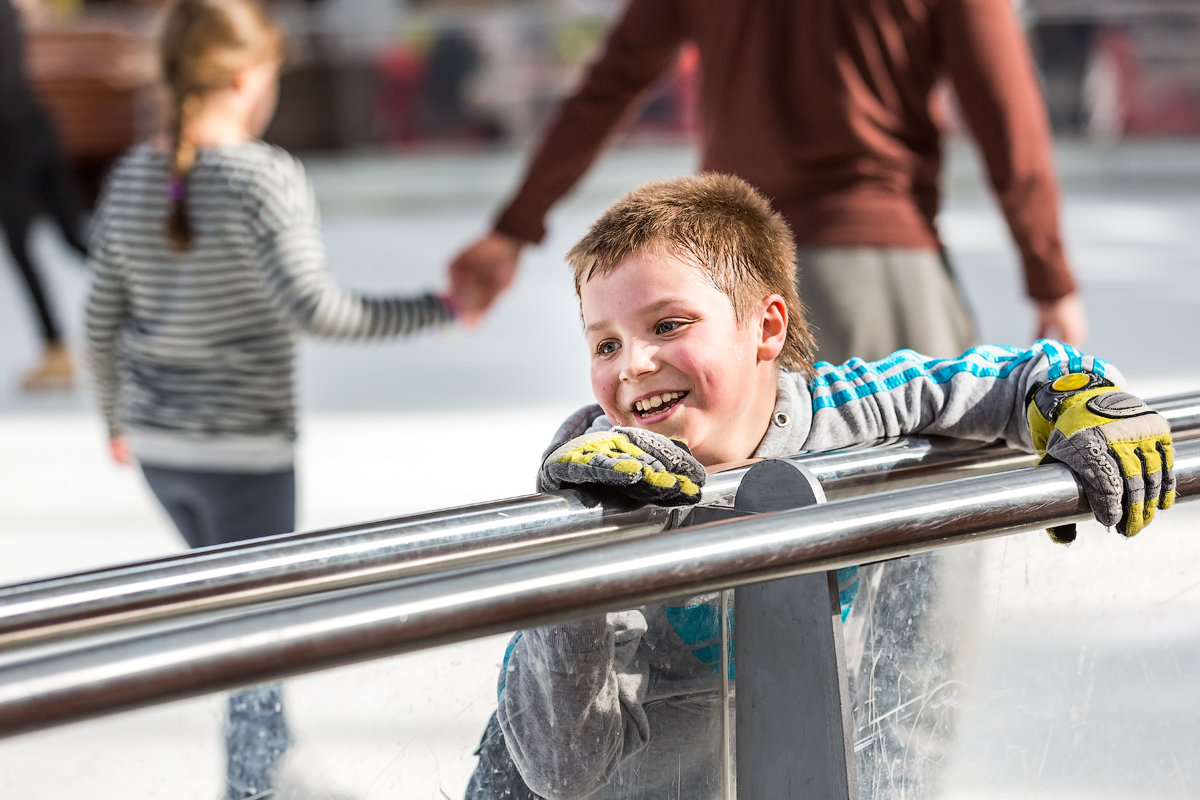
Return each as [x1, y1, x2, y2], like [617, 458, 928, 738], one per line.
[1120, 470, 1151, 537]
[622, 477, 698, 506]
[628, 447, 697, 490]
[542, 459, 642, 492]
[1138, 447, 1163, 534]
[614, 428, 705, 504]
[1159, 440, 1177, 510]
[1048, 431, 1123, 528]
[639, 464, 703, 498]
[608, 432, 649, 460]
[1126, 501, 1154, 537]
[1110, 440, 1171, 537]
[620, 429, 706, 484]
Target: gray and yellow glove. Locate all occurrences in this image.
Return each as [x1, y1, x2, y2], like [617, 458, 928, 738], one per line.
[538, 427, 705, 507]
[1027, 372, 1175, 542]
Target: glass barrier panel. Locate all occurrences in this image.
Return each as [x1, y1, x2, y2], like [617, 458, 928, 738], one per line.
[1, 501, 1197, 799]
[849, 506, 1200, 800]
[0, 636, 508, 800]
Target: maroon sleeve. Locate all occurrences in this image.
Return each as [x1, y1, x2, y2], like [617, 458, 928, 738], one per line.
[492, 0, 686, 244]
[940, 0, 1077, 300]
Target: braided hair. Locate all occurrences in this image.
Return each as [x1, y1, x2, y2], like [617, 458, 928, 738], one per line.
[157, 0, 285, 250]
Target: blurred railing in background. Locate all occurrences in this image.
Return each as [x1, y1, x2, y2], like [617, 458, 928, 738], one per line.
[1023, 0, 1200, 138]
[19, 0, 696, 185]
[23, 0, 1198, 192]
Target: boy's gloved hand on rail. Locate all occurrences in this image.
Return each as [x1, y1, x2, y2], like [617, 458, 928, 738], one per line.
[539, 428, 705, 507]
[1027, 372, 1175, 543]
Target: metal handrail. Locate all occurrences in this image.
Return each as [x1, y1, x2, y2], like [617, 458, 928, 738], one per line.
[0, 437, 1195, 738]
[2, 393, 1197, 649]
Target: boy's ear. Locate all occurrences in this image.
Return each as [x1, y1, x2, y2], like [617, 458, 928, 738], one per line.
[756, 294, 788, 363]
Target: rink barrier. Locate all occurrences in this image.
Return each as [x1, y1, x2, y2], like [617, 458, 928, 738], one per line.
[1, 393, 1196, 650]
[1025, 1, 1200, 23]
[0, 432, 1195, 745]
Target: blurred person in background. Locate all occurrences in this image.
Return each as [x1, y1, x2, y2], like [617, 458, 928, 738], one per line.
[420, 24, 504, 143]
[447, 0, 1088, 362]
[0, 0, 90, 391]
[447, 1, 1089, 796]
[1020, 0, 1100, 135]
[83, 1, 455, 796]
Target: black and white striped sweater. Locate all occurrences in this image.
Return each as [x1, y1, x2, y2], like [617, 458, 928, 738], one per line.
[85, 140, 450, 471]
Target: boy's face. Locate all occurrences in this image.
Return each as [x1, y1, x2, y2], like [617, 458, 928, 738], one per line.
[580, 247, 786, 467]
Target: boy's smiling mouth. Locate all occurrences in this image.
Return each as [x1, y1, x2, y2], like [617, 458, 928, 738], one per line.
[632, 390, 688, 419]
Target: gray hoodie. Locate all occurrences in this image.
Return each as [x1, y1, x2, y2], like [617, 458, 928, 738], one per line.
[489, 341, 1115, 800]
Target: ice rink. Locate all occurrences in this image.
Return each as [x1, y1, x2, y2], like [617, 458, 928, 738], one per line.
[1, 141, 1198, 798]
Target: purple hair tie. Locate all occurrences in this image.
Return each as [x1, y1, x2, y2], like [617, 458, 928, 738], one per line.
[440, 291, 460, 321]
[168, 177, 187, 203]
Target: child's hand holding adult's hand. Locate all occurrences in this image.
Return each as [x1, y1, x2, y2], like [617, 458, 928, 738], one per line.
[110, 436, 133, 466]
[539, 428, 705, 507]
[1027, 373, 1175, 542]
[447, 232, 524, 325]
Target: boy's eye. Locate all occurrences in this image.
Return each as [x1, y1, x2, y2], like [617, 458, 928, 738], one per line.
[655, 319, 684, 335]
[596, 340, 621, 357]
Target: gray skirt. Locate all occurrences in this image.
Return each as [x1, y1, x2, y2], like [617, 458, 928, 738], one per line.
[796, 246, 978, 364]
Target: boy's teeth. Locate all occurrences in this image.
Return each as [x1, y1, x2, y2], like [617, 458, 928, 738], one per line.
[635, 391, 683, 412]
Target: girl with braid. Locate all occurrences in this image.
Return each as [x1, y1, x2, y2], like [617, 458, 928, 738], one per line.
[83, 1, 455, 796]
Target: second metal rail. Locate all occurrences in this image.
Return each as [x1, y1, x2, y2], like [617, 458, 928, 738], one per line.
[1, 393, 1196, 649]
[0, 438, 1196, 738]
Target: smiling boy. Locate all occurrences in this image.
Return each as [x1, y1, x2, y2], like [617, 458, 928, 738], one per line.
[465, 174, 1174, 800]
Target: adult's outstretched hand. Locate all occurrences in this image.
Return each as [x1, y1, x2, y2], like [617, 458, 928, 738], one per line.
[1034, 291, 1088, 347]
[447, 232, 524, 325]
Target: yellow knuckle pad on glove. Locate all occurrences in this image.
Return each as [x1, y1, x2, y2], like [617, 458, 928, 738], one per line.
[638, 466, 701, 496]
[610, 458, 644, 475]
[1027, 381, 1114, 453]
[557, 435, 644, 465]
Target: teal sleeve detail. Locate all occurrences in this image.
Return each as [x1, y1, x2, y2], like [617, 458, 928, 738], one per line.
[836, 566, 860, 622]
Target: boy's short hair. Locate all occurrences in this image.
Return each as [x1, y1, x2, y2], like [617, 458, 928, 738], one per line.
[566, 173, 815, 374]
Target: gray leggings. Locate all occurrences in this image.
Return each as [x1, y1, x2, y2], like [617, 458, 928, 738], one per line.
[141, 464, 295, 549]
[141, 464, 296, 800]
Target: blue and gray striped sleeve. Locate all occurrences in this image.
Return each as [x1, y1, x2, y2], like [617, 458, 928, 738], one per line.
[801, 340, 1117, 453]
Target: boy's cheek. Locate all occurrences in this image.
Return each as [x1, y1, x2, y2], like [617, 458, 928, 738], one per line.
[597, 397, 646, 431]
[601, 403, 633, 428]
[590, 372, 622, 421]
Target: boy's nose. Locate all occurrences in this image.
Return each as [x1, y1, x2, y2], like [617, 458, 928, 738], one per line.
[618, 342, 657, 382]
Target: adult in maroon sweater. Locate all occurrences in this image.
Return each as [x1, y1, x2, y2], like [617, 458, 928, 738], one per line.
[455, 4, 1086, 797]
[447, 0, 1087, 359]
